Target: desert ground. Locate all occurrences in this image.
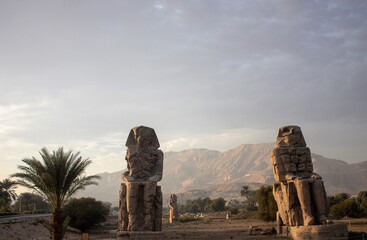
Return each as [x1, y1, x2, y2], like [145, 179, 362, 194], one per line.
[1, 213, 367, 240]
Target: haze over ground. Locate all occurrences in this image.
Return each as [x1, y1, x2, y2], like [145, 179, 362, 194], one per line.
[1, 1, 367, 180]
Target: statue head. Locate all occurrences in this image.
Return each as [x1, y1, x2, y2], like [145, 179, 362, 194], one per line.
[276, 125, 306, 147]
[125, 126, 160, 149]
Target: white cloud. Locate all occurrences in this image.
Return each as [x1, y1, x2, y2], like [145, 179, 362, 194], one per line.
[154, 4, 165, 10]
[0, 0, 367, 179]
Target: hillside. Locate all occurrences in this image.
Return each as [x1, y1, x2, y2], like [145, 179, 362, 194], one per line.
[77, 143, 367, 205]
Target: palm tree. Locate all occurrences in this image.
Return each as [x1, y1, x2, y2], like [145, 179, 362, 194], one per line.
[0, 178, 18, 212]
[12, 147, 100, 240]
[240, 185, 249, 199]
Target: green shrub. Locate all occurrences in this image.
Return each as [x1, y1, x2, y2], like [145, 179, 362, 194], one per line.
[330, 197, 363, 218]
[178, 197, 226, 213]
[256, 185, 277, 221]
[62, 197, 109, 232]
[356, 191, 367, 216]
[227, 207, 239, 215]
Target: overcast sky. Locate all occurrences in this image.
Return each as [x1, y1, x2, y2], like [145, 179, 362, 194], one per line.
[1, 0, 366, 180]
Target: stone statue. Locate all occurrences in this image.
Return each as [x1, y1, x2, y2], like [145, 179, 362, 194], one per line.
[169, 194, 178, 223]
[118, 126, 163, 232]
[271, 125, 328, 227]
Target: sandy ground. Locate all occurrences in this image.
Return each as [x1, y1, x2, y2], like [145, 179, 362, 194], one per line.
[1, 214, 366, 240]
[0, 218, 80, 240]
[161, 217, 283, 240]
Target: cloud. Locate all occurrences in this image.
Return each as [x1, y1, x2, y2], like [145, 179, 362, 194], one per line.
[0, 0, 366, 179]
[0, 100, 51, 135]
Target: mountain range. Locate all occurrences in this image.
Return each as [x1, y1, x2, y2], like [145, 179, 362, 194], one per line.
[77, 143, 367, 205]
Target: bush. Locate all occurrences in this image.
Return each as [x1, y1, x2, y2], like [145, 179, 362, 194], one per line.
[227, 207, 239, 215]
[209, 197, 226, 212]
[12, 193, 50, 213]
[328, 193, 351, 207]
[178, 197, 226, 213]
[328, 191, 367, 218]
[62, 197, 109, 232]
[330, 197, 363, 218]
[356, 191, 367, 216]
[256, 185, 277, 221]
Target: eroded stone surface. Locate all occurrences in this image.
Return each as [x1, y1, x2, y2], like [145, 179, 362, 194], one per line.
[118, 126, 163, 232]
[289, 224, 348, 240]
[271, 126, 328, 227]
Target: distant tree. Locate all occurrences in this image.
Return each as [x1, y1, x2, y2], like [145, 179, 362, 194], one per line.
[12, 192, 50, 213]
[328, 192, 351, 207]
[178, 197, 227, 213]
[12, 147, 100, 240]
[240, 185, 249, 199]
[209, 197, 226, 212]
[330, 197, 363, 218]
[180, 197, 210, 213]
[202, 197, 212, 212]
[227, 199, 241, 208]
[226, 199, 241, 214]
[239, 185, 258, 211]
[0, 178, 18, 212]
[256, 185, 277, 221]
[102, 201, 112, 213]
[356, 191, 367, 216]
[63, 197, 109, 232]
[245, 190, 258, 211]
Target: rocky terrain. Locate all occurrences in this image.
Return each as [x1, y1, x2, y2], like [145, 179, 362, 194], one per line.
[77, 143, 367, 205]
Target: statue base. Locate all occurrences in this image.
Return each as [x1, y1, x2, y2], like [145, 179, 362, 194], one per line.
[117, 231, 163, 240]
[289, 224, 348, 240]
[275, 226, 290, 237]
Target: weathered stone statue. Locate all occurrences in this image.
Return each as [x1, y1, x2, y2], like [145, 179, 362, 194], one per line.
[169, 194, 178, 223]
[272, 125, 328, 226]
[271, 125, 348, 240]
[118, 126, 163, 235]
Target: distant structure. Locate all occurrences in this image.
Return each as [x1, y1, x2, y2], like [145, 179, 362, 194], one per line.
[117, 126, 163, 239]
[271, 125, 348, 240]
[169, 194, 179, 223]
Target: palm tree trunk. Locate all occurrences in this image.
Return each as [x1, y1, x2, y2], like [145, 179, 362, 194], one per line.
[52, 208, 64, 240]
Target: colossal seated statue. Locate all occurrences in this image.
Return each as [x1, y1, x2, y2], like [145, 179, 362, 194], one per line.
[272, 125, 328, 227]
[118, 126, 163, 232]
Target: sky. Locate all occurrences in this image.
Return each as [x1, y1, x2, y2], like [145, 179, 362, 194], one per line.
[0, 0, 367, 180]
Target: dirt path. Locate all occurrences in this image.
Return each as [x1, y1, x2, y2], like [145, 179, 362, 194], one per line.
[1, 214, 366, 240]
[161, 218, 285, 240]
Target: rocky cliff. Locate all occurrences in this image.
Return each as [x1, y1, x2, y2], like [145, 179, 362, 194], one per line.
[77, 143, 367, 205]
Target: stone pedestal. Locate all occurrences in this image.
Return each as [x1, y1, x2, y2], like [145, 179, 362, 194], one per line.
[117, 231, 163, 240]
[275, 225, 290, 237]
[289, 224, 348, 240]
